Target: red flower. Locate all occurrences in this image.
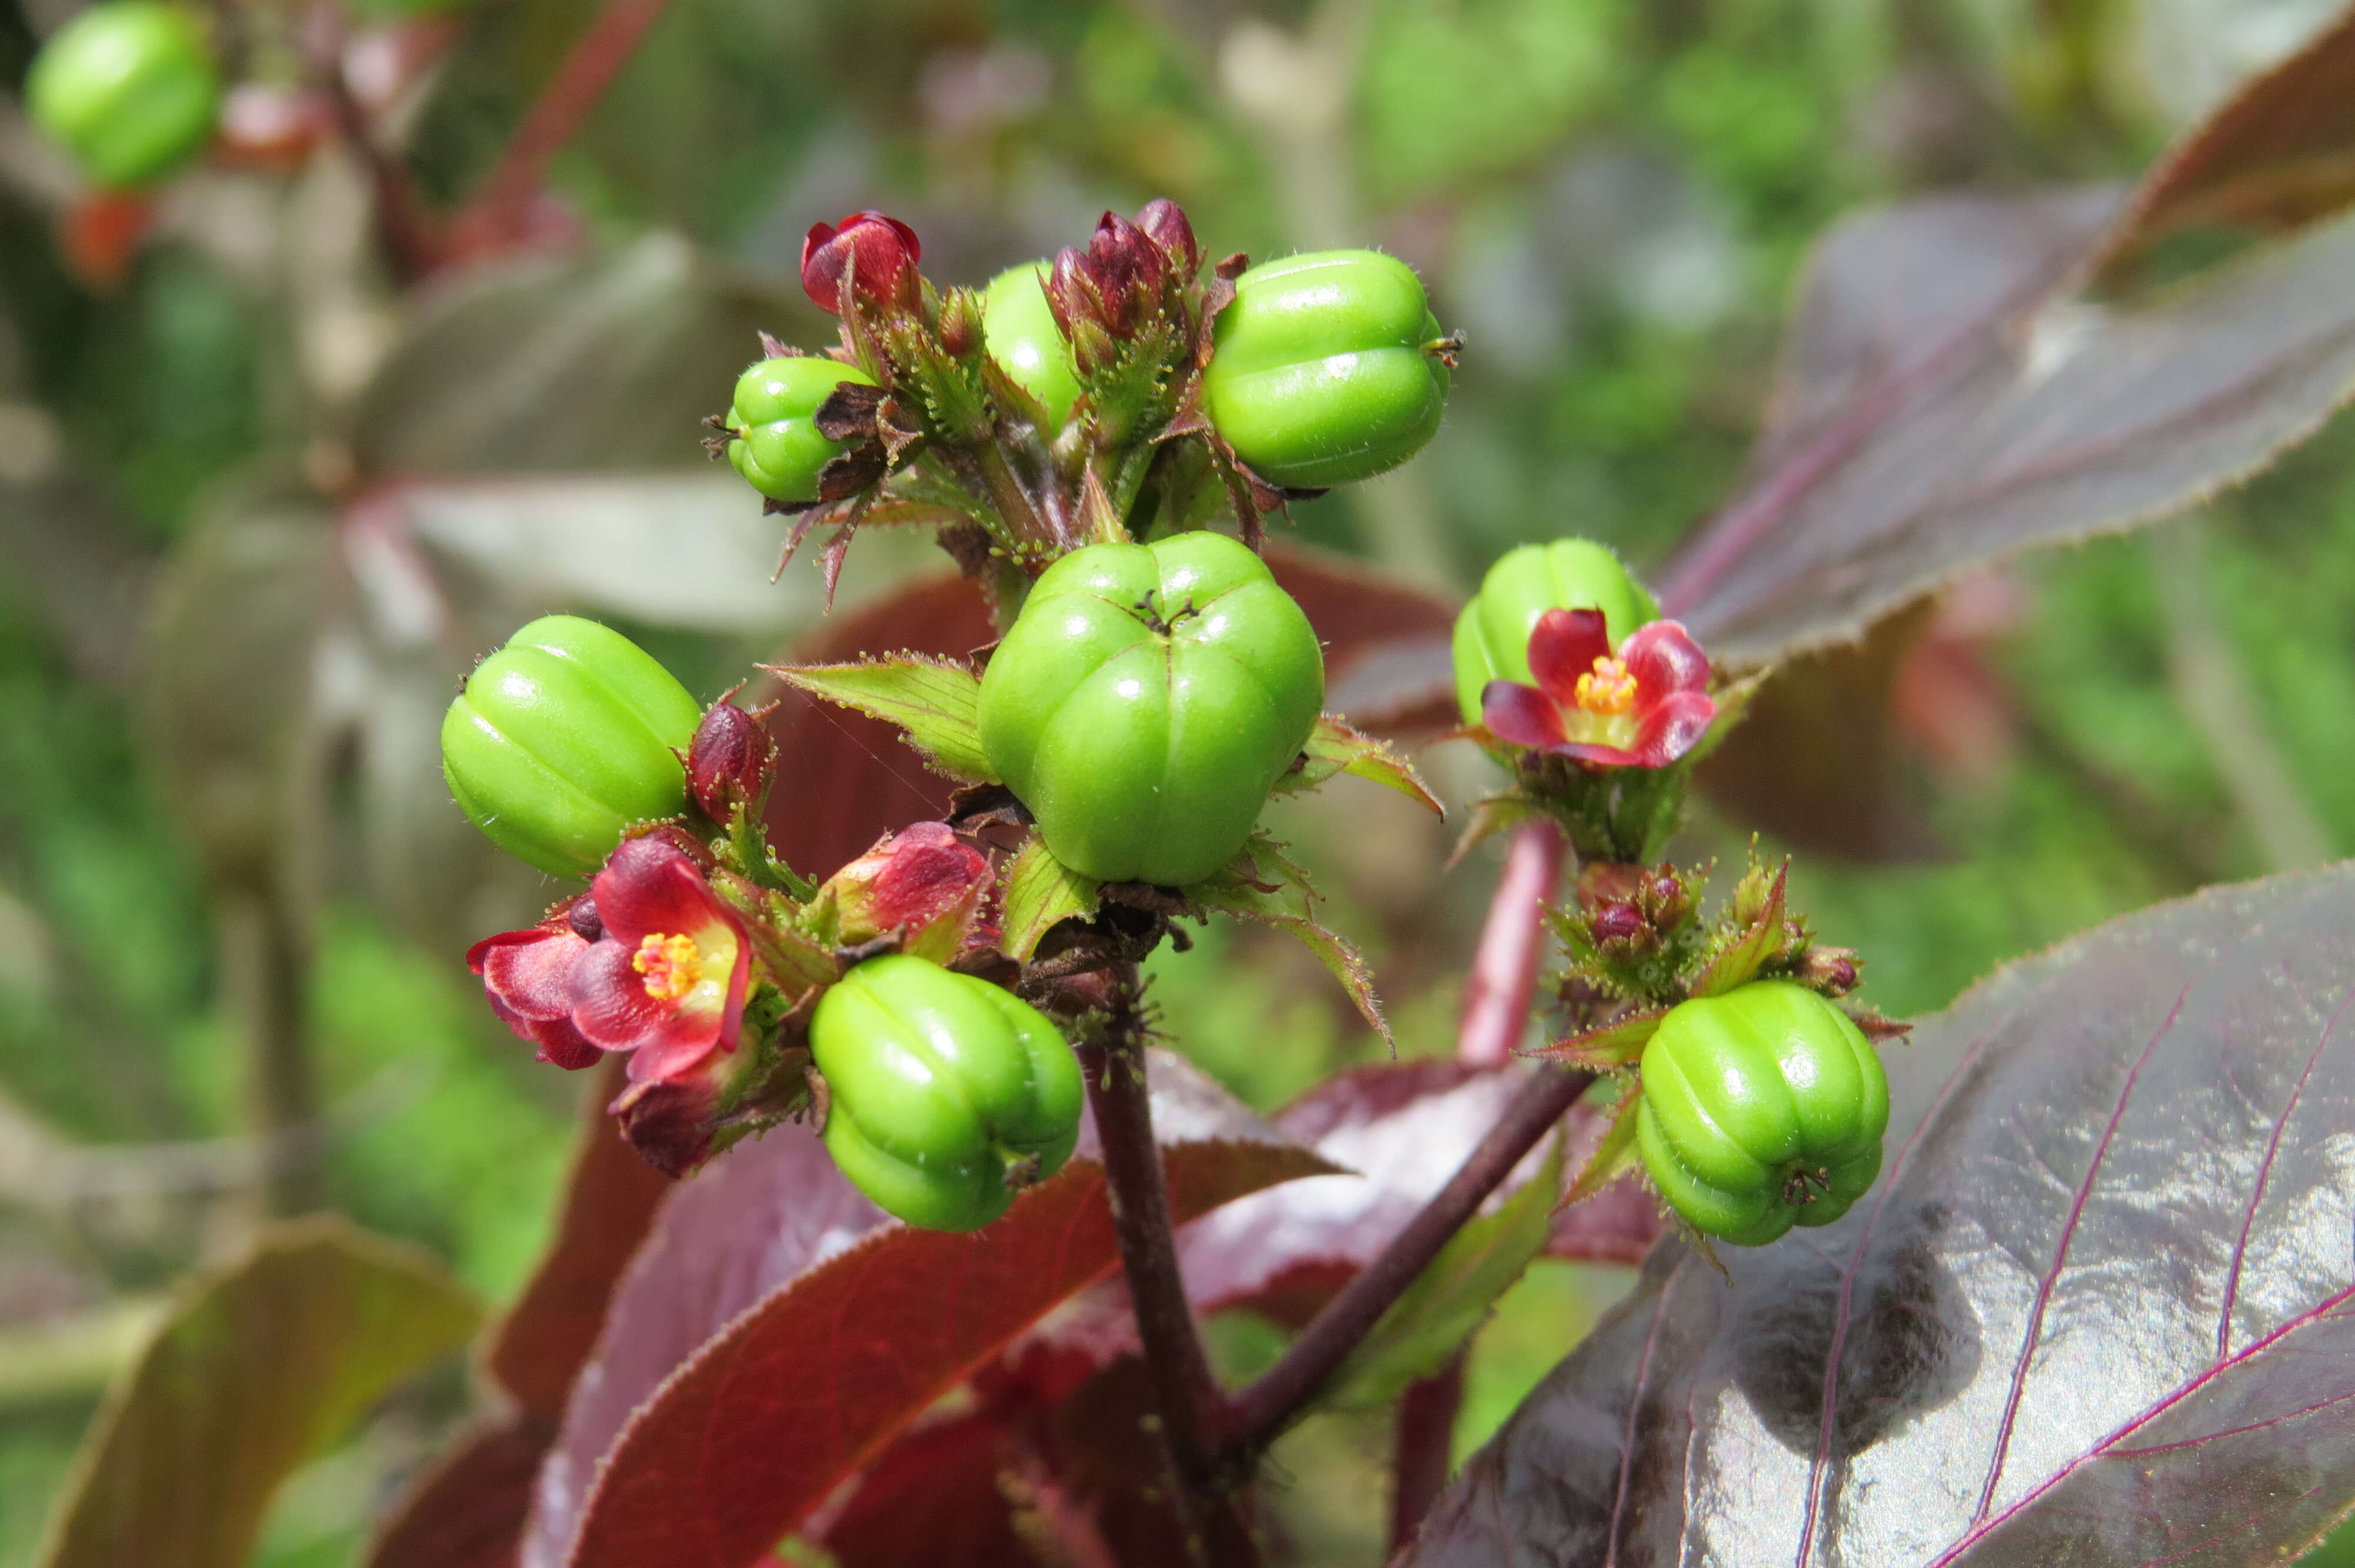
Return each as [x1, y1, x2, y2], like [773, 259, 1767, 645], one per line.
[570, 836, 753, 1088]
[801, 210, 921, 315]
[1481, 609, 1716, 769]
[468, 898, 601, 1071]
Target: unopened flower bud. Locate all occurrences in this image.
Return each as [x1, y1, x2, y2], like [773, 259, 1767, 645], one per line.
[1084, 211, 1165, 334]
[1135, 198, 1199, 274]
[821, 822, 994, 964]
[1591, 901, 1646, 948]
[1796, 946, 1862, 996]
[938, 287, 983, 358]
[686, 700, 777, 822]
[801, 210, 922, 316]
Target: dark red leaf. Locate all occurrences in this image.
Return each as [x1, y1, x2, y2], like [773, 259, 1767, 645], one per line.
[756, 575, 993, 879]
[1266, 542, 1462, 737]
[812, 1414, 1036, 1568]
[2094, 6, 2355, 278]
[1696, 605, 1946, 862]
[364, 1418, 546, 1568]
[1407, 864, 2355, 1567]
[490, 1057, 675, 1421]
[525, 1052, 1332, 1568]
[1654, 171, 2355, 666]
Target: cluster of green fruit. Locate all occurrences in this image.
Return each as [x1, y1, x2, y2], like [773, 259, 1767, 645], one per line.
[721, 248, 1453, 504]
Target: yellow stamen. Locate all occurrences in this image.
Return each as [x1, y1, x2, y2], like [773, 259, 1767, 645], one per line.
[1574, 656, 1637, 717]
[633, 932, 704, 1002]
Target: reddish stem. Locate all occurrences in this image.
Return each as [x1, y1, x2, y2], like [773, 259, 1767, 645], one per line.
[303, 1, 441, 281]
[1217, 1061, 1594, 1451]
[1389, 1357, 1466, 1553]
[466, 0, 680, 220]
[1456, 819, 1565, 1066]
[1079, 974, 1262, 1567]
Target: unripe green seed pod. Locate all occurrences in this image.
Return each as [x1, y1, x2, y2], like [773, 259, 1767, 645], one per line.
[26, 2, 221, 191]
[977, 531, 1324, 886]
[725, 356, 878, 504]
[812, 955, 1084, 1231]
[1451, 539, 1661, 723]
[1637, 982, 1889, 1247]
[1202, 249, 1451, 489]
[983, 264, 1079, 429]
[440, 616, 702, 878]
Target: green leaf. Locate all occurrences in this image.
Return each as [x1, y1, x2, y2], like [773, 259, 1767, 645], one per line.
[1527, 1008, 1669, 1070]
[1272, 713, 1445, 816]
[1000, 835, 1101, 962]
[35, 1215, 479, 1568]
[762, 656, 997, 783]
[1189, 836, 1392, 1047]
[1561, 1078, 1646, 1208]
[1322, 1138, 1566, 1411]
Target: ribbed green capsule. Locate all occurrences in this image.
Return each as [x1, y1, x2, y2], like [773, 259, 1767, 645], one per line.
[1451, 539, 1661, 723]
[982, 264, 1080, 430]
[724, 355, 878, 504]
[977, 531, 1324, 886]
[1637, 982, 1889, 1247]
[1202, 249, 1451, 489]
[812, 955, 1084, 1232]
[26, 2, 221, 190]
[440, 616, 702, 878]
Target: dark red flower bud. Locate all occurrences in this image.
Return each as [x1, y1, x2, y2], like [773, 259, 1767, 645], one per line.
[1135, 198, 1199, 274]
[938, 288, 982, 358]
[1797, 946, 1862, 996]
[1591, 901, 1646, 946]
[801, 210, 921, 316]
[686, 701, 777, 822]
[1086, 211, 1165, 335]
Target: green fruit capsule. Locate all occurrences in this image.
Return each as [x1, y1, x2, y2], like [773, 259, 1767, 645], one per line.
[977, 531, 1324, 887]
[724, 355, 878, 504]
[440, 616, 703, 879]
[812, 955, 1084, 1231]
[1202, 248, 1452, 489]
[26, 2, 221, 191]
[1637, 982, 1890, 1247]
[983, 264, 1079, 430]
[1451, 539, 1661, 723]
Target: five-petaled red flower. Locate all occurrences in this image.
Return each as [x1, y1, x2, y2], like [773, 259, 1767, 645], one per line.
[1481, 609, 1716, 769]
[570, 835, 753, 1087]
[801, 210, 921, 316]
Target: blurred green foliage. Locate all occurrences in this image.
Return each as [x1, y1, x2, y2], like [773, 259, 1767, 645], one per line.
[1, 0, 2349, 1560]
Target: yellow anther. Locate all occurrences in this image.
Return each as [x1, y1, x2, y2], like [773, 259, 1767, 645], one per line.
[1574, 656, 1637, 717]
[633, 932, 704, 1002]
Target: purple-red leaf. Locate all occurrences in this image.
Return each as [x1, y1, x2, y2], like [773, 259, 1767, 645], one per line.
[523, 1051, 1331, 1568]
[1406, 863, 2355, 1567]
[1657, 174, 2355, 666]
[2094, 5, 2355, 279]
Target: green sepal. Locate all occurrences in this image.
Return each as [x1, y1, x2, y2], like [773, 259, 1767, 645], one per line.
[1000, 835, 1102, 962]
[1321, 1137, 1564, 1411]
[1271, 714, 1445, 817]
[763, 656, 996, 783]
[1690, 859, 1790, 998]
[1187, 834, 1390, 1048]
[1526, 1008, 1669, 1070]
[1561, 1077, 1644, 1208]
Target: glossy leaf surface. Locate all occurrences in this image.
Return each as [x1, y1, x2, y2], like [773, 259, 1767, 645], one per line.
[1656, 182, 2355, 665]
[1408, 863, 2355, 1567]
[525, 1051, 1332, 1568]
